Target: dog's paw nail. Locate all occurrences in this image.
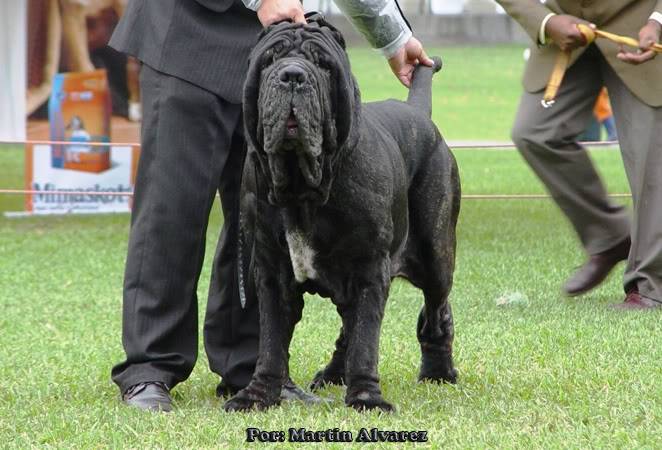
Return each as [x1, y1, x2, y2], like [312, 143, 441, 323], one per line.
[310, 370, 345, 391]
[347, 392, 395, 413]
[418, 369, 458, 385]
[223, 390, 276, 412]
[419, 359, 458, 384]
[419, 375, 457, 385]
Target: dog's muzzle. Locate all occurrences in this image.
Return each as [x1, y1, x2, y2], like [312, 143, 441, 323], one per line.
[261, 60, 325, 203]
[267, 144, 323, 200]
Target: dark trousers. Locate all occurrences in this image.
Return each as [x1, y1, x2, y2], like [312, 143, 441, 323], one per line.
[512, 46, 662, 300]
[111, 64, 259, 393]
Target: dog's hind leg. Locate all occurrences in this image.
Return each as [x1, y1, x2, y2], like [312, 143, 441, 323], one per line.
[412, 143, 460, 384]
[418, 283, 457, 384]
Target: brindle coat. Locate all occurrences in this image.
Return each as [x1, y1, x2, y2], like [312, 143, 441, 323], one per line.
[224, 17, 460, 413]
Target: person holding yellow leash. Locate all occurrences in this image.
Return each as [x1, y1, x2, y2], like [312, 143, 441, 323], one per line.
[497, 0, 661, 309]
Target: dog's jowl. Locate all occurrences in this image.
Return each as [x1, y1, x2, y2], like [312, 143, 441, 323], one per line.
[225, 17, 461, 413]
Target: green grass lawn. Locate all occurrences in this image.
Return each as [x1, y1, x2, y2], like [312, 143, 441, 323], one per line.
[1, 47, 659, 449]
[350, 46, 527, 141]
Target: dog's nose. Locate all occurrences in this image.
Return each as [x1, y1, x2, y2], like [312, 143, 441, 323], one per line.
[279, 65, 307, 85]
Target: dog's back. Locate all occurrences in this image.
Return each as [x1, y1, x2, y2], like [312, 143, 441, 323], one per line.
[359, 58, 460, 293]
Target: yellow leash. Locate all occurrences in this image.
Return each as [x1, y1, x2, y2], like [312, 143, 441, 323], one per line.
[541, 24, 662, 107]
[579, 24, 662, 52]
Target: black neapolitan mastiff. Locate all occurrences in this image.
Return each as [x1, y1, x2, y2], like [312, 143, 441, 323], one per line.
[225, 16, 460, 413]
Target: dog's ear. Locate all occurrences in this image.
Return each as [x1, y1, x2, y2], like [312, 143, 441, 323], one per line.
[326, 27, 346, 50]
[243, 43, 269, 179]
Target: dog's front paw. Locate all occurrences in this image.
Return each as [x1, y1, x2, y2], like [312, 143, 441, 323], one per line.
[418, 369, 458, 384]
[310, 368, 345, 391]
[223, 387, 280, 412]
[346, 390, 395, 413]
[419, 352, 458, 384]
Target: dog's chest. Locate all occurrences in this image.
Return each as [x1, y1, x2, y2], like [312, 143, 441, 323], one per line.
[285, 229, 318, 283]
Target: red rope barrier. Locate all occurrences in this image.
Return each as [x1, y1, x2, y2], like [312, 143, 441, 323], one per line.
[0, 139, 626, 202]
[0, 139, 139, 148]
[448, 140, 619, 149]
[462, 193, 630, 200]
[0, 189, 631, 200]
[0, 139, 619, 150]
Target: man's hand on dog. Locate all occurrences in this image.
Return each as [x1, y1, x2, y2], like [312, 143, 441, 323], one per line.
[617, 19, 661, 65]
[257, 0, 306, 26]
[388, 37, 434, 88]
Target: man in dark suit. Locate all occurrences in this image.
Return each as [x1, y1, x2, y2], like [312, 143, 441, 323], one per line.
[110, 0, 433, 411]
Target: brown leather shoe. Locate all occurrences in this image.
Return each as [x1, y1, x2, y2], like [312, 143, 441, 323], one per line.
[563, 237, 630, 297]
[122, 381, 172, 412]
[611, 291, 662, 310]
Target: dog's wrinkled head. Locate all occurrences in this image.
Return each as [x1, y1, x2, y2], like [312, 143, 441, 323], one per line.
[244, 17, 361, 206]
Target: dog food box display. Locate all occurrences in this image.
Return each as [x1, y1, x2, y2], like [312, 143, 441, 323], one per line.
[49, 69, 112, 173]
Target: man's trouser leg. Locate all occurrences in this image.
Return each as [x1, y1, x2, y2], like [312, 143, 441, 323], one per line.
[111, 64, 242, 393]
[601, 58, 662, 302]
[204, 117, 260, 391]
[511, 46, 630, 257]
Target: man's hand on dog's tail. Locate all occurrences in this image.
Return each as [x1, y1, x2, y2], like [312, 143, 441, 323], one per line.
[388, 37, 434, 88]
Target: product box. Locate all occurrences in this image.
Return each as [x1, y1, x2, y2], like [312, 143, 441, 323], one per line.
[49, 69, 112, 173]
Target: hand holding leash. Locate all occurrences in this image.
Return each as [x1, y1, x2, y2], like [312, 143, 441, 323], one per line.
[541, 15, 595, 108]
[542, 21, 662, 107]
[546, 15, 594, 52]
[616, 19, 662, 65]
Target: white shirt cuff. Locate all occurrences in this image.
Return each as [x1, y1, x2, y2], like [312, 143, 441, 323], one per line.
[650, 11, 662, 27]
[242, 0, 262, 11]
[539, 12, 556, 45]
[379, 28, 412, 58]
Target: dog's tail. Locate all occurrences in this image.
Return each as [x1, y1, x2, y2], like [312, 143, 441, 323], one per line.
[406, 56, 442, 118]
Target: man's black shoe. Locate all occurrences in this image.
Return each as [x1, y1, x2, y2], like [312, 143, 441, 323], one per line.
[281, 378, 324, 404]
[122, 381, 172, 412]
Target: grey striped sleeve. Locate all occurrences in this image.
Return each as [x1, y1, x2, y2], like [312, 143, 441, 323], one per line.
[241, 0, 412, 57]
[333, 0, 411, 57]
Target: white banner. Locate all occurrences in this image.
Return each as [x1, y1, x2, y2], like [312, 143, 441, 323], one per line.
[26, 144, 136, 215]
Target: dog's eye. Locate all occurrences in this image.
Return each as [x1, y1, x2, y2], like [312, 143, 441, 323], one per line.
[317, 55, 333, 71]
[260, 50, 274, 68]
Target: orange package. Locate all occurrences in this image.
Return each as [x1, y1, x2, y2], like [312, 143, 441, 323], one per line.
[593, 88, 613, 123]
[49, 69, 112, 173]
